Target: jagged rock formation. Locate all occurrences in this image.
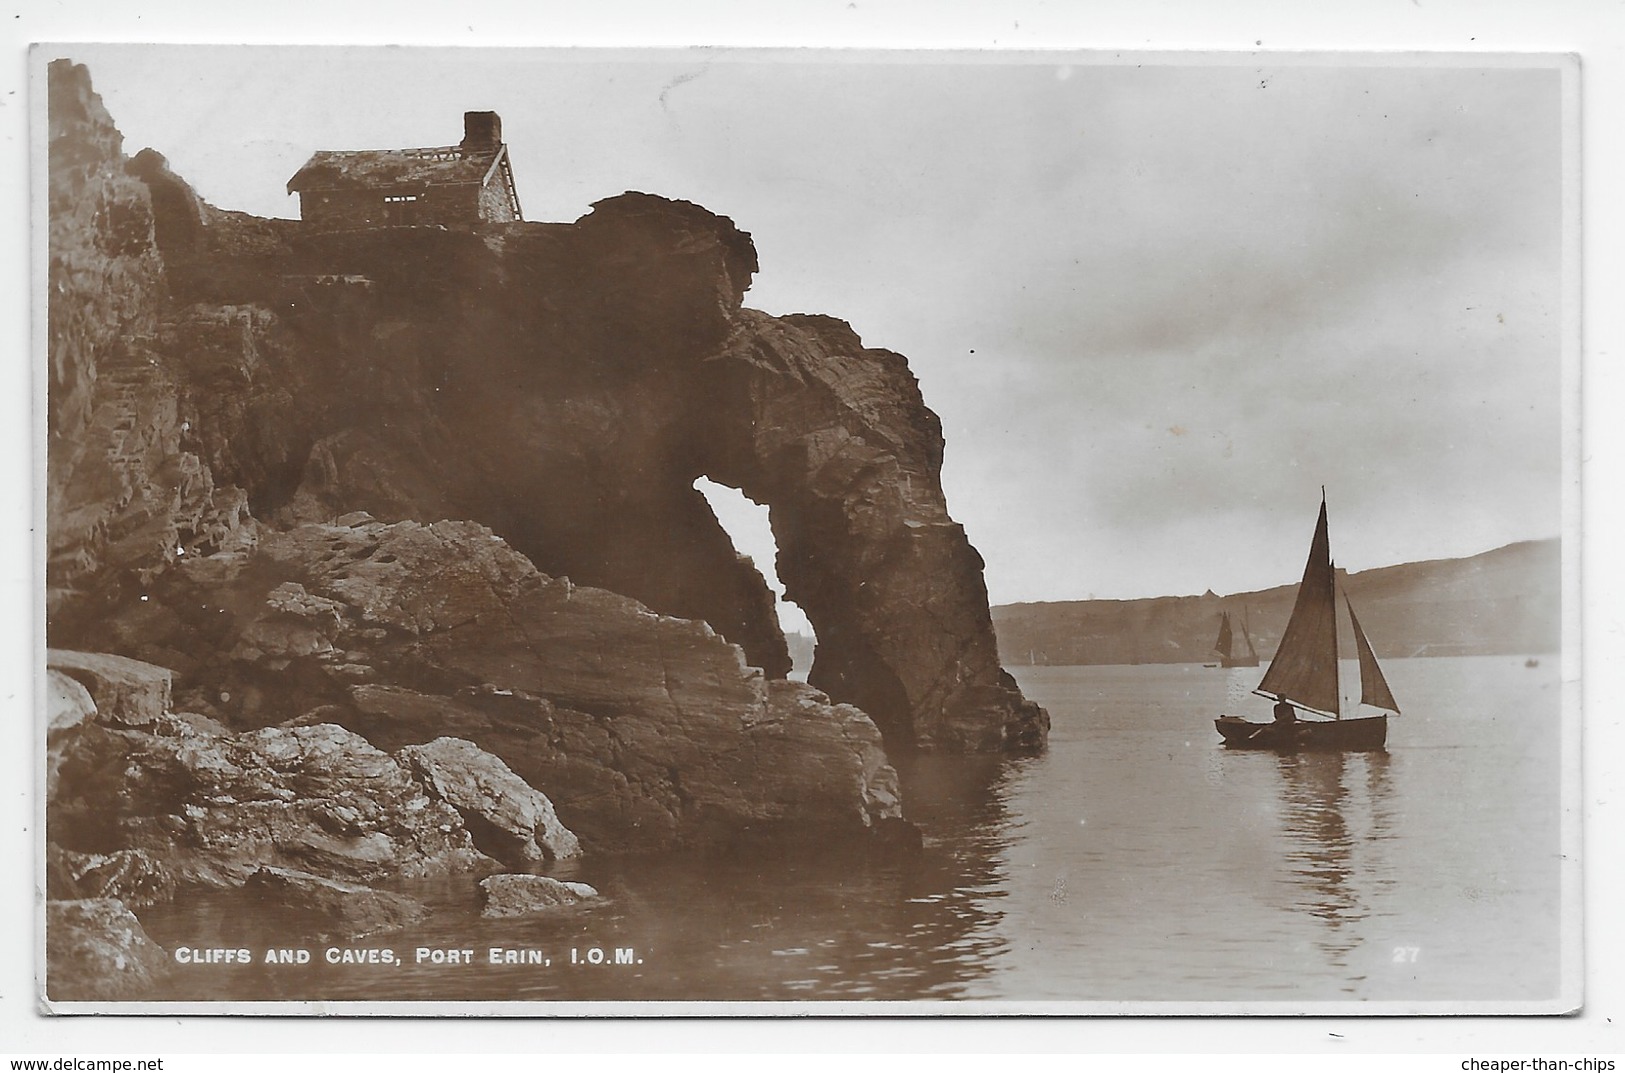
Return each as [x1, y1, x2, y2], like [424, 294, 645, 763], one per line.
[47, 54, 1053, 903]
[47, 677, 495, 888]
[42, 642, 597, 988]
[46, 59, 1044, 761]
[701, 311, 1047, 748]
[45, 60, 912, 855]
[47, 79, 257, 612]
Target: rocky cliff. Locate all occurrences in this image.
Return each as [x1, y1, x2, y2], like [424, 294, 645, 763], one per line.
[47, 59, 1042, 867]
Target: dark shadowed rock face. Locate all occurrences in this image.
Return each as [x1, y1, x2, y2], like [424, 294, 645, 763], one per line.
[699, 312, 1049, 750]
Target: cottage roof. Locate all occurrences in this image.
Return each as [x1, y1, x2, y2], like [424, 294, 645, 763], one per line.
[286, 143, 507, 193]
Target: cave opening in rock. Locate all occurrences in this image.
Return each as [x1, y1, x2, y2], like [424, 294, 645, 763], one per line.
[692, 477, 815, 676]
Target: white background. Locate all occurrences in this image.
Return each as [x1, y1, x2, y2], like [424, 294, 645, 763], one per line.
[2, 0, 1619, 1058]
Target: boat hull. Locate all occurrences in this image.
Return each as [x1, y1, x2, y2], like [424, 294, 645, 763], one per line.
[1219, 656, 1260, 668]
[1214, 714, 1387, 751]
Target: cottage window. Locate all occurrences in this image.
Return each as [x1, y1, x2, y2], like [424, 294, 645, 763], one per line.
[383, 193, 421, 225]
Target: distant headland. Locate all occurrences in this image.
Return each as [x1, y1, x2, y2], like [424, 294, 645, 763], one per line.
[992, 538, 1560, 666]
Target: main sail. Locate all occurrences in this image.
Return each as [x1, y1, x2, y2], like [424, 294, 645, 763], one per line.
[1256, 500, 1341, 715]
[1214, 612, 1234, 659]
[1347, 598, 1400, 713]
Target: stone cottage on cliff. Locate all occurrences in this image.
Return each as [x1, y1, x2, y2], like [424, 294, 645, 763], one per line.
[286, 112, 523, 229]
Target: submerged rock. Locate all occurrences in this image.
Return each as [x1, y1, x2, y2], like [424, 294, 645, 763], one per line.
[45, 898, 171, 1002]
[478, 874, 599, 918]
[244, 865, 427, 939]
[397, 736, 581, 865]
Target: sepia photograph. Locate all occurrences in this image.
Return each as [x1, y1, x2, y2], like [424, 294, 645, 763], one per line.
[34, 40, 1578, 1018]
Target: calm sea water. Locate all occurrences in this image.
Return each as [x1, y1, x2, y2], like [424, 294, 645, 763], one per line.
[136, 656, 1566, 1007]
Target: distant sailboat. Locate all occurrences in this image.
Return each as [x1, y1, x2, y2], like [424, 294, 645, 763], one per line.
[1212, 610, 1260, 668]
[1214, 493, 1398, 751]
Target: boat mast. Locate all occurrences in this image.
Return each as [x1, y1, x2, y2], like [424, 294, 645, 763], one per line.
[1327, 489, 1341, 720]
[1331, 561, 1341, 719]
[1313, 487, 1339, 721]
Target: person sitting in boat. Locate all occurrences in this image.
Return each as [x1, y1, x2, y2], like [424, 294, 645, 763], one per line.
[1272, 696, 1297, 724]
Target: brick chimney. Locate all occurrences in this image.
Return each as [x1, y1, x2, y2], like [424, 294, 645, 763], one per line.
[462, 111, 502, 151]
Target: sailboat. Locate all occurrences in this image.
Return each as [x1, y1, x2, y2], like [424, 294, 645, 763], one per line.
[1212, 610, 1261, 668]
[1214, 493, 1399, 751]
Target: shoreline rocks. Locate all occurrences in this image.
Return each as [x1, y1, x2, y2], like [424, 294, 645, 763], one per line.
[46, 899, 172, 1002]
[89, 518, 903, 853]
[60, 718, 495, 888]
[46, 650, 501, 892]
[398, 736, 582, 866]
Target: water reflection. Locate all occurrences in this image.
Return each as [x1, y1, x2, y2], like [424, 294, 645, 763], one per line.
[1272, 749, 1395, 982]
[879, 752, 1021, 997]
[110, 660, 1561, 1004]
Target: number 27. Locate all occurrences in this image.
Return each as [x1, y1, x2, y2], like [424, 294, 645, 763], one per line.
[1392, 946, 1421, 963]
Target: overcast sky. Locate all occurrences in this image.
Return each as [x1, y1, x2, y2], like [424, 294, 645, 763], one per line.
[52, 46, 1569, 618]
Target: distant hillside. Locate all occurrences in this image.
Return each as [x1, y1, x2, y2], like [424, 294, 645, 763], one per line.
[992, 539, 1561, 666]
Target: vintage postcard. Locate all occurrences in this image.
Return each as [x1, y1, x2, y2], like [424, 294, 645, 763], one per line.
[34, 44, 1580, 1015]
